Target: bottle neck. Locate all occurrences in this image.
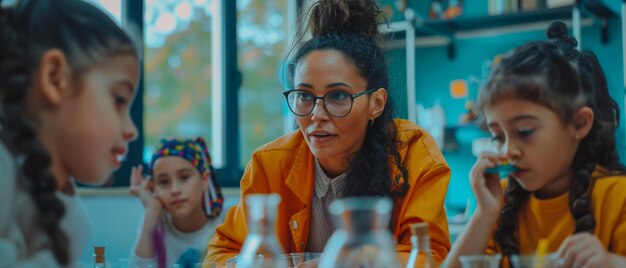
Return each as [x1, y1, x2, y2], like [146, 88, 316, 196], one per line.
[248, 215, 276, 236]
[94, 254, 105, 267]
[245, 194, 280, 236]
[412, 236, 431, 252]
[331, 198, 392, 234]
[341, 209, 390, 234]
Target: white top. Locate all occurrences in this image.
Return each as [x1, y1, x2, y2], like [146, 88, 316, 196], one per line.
[0, 141, 91, 268]
[129, 212, 225, 267]
[57, 188, 92, 268]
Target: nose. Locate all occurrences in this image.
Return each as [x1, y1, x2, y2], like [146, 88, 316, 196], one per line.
[310, 99, 330, 121]
[502, 138, 521, 161]
[123, 114, 138, 142]
[170, 180, 181, 196]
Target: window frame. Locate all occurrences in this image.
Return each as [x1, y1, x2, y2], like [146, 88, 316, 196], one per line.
[113, 0, 305, 187]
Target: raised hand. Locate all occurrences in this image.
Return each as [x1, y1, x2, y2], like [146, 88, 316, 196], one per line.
[129, 165, 163, 212]
[469, 153, 506, 215]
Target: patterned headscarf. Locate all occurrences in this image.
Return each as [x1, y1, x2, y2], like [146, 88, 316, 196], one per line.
[149, 137, 224, 218]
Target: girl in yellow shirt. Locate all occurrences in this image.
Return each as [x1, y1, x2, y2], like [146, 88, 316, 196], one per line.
[446, 22, 626, 268]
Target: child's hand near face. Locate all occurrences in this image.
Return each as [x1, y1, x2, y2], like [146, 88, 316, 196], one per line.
[444, 152, 508, 268]
[129, 165, 165, 259]
[129, 165, 163, 213]
[469, 153, 506, 215]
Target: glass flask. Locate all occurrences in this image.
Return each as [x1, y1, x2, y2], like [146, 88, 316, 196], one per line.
[405, 222, 437, 268]
[458, 254, 501, 268]
[93, 246, 106, 268]
[509, 253, 562, 268]
[319, 197, 401, 268]
[237, 193, 288, 268]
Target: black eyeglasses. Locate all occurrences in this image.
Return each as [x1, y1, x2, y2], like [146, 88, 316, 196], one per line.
[282, 88, 379, 118]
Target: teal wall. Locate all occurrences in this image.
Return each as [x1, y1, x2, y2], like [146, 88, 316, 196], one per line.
[381, 0, 625, 212]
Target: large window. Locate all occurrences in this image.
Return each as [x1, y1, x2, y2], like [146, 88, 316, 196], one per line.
[237, 0, 293, 167]
[143, 0, 220, 165]
[85, 0, 123, 25]
[90, 0, 300, 186]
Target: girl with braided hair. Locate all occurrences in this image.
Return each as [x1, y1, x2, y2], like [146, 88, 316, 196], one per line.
[128, 137, 225, 268]
[0, 0, 140, 266]
[205, 0, 451, 265]
[446, 22, 626, 268]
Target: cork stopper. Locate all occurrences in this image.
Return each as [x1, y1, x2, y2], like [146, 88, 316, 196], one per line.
[94, 246, 105, 263]
[409, 222, 429, 238]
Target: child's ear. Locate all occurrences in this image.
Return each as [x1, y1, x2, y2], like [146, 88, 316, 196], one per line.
[34, 49, 71, 107]
[572, 106, 594, 140]
[369, 88, 387, 119]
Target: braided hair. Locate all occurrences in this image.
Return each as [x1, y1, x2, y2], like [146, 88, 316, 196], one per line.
[287, 0, 409, 199]
[477, 21, 625, 258]
[0, 0, 139, 264]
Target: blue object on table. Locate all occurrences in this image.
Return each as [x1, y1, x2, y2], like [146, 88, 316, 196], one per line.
[485, 164, 519, 178]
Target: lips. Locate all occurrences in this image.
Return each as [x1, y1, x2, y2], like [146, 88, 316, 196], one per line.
[170, 199, 187, 207]
[112, 147, 127, 167]
[308, 129, 337, 143]
[511, 167, 529, 179]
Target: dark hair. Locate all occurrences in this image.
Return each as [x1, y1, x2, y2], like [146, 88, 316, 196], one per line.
[0, 0, 139, 264]
[477, 21, 625, 257]
[286, 0, 409, 198]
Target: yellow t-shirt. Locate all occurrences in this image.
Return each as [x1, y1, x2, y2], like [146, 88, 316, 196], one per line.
[487, 171, 626, 256]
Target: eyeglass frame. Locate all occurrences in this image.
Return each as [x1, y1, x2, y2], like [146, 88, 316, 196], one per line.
[282, 88, 380, 118]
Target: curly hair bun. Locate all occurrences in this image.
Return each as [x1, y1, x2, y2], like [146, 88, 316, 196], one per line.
[309, 0, 383, 41]
[547, 21, 578, 48]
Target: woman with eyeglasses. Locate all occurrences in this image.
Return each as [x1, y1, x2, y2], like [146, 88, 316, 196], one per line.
[204, 0, 451, 265]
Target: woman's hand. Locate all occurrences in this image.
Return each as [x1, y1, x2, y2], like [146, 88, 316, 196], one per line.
[469, 153, 505, 215]
[129, 165, 162, 213]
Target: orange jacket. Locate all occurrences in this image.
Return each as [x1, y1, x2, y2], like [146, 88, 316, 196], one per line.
[204, 119, 451, 264]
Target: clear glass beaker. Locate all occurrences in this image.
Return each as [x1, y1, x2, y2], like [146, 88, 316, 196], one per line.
[237, 194, 288, 268]
[459, 254, 501, 268]
[509, 253, 562, 268]
[318, 197, 401, 268]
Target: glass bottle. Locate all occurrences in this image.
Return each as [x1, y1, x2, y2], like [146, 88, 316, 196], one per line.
[93, 246, 106, 268]
[237, 194, 288, 268]
[319, 197, 401, 268]
[405, 222, 437, 268]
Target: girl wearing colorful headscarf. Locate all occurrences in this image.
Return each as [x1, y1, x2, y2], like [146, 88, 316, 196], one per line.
[128, 137, 224, 268]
